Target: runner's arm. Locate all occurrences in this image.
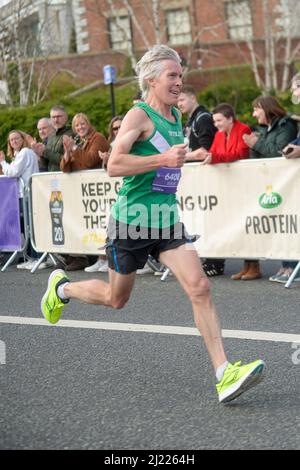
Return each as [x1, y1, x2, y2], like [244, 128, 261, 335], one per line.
[107, 108, 186, 177]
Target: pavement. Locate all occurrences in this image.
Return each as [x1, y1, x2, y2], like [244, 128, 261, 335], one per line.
[0, 258, 299, 450]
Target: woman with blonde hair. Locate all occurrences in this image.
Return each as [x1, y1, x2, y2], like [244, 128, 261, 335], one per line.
[59, 113, 109, 271]
[61, 112, 109, 172]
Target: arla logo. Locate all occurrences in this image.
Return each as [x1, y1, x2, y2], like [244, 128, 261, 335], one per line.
[259, 185, 282, 209]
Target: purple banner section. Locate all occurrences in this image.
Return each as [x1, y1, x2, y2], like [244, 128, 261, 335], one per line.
[0, 177, 22, 251]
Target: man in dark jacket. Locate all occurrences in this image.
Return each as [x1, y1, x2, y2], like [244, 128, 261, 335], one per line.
[38, 105, 73, 172]
[178, 85, 217, 160]
[178, 86, 224, 276]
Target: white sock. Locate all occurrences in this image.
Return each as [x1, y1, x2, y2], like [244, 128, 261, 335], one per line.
[216, 361, 229, 382]
[57, 282, 70, 301]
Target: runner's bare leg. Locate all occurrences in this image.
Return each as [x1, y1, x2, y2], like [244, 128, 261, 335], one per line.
[63, 270, 136, 309]
[159, 244, 227, 370]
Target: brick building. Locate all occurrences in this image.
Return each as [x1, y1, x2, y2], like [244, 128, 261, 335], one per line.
[71, 0, 300, 79]
[1, 0, 300, 88]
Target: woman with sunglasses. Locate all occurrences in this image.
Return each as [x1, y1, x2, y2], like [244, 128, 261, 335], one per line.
[98, 115, 123, 168]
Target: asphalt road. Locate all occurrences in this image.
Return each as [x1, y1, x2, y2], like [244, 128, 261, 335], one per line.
[0, 258, 299, 450]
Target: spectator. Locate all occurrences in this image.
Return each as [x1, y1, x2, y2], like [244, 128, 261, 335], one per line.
[281, 72, 300, 159]
[232, 95, 298, 281]
[195, 103, 252, 277]
[0, 130, 41, 269]
[108, 116, 123, 147]
[132, 92, 143, 105]
[197, 103, 251, 164]
[243, 95, 298, 159]
[0, 130, 39, 197]
[37, 117, 55, 143]
[59, 113, 109, 272]
[268, 76, 300, 283]
[31, 118, 55, 171]
[61, 112, 109, 172]
[84, 116, 123, 273]
[178, 85, 217, 160]
[36, 105, 73, 172]
[178, 86, 218, 276]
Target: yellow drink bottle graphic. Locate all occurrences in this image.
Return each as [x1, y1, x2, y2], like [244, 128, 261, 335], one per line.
[50, 179, 64, 245]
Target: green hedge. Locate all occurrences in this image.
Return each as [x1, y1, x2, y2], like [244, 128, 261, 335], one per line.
[0, 81, 138, 152]
[1, 73, 299, 152]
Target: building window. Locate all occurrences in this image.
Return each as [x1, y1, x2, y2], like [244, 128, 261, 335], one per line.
[19, 12, 41, 57]
[275, 0, 300, 38]
[166, 9, 192, 46]
[108, 16, 132, 51]
[226, 0, 253, 40]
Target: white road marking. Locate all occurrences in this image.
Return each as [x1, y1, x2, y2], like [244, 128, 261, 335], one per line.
[0, 315, 299, 343]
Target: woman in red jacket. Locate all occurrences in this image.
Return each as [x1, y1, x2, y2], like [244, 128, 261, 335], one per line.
[195, 103, 252, 278]
[196, 103, 251, 164]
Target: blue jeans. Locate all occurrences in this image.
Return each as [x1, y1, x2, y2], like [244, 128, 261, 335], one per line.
[19, 198, 39, 259]
[282, 261, 298, 269]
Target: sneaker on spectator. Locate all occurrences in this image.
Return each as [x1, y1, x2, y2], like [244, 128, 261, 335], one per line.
[202, 260, 224, 277]
[269, 268, 300, 284]
[136, 265, 153, 275]
[269, 268, 285, 282]
[17, 259, 34, 269]
[44, 256, 55, 268]
[18, 260, 48, 270]
[65, 257, 89, 271]
[85, 258, 107, 272]
[98, 260, 109, 272]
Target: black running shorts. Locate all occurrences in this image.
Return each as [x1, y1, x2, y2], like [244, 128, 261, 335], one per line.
[105, 218, 191, 274]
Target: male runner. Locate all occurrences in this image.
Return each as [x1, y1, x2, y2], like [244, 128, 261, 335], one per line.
[41, 45, 265, 403]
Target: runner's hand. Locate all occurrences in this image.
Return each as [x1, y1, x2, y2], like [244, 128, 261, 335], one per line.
[164, 143, 187, 168]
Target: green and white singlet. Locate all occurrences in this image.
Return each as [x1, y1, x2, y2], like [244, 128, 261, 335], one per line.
[110, 101, 184, 229]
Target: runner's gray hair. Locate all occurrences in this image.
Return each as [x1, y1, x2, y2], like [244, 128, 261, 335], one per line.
[135, 45, 181, 100]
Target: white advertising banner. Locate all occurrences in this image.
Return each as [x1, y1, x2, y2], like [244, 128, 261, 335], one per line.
[30, 158, 300, 260]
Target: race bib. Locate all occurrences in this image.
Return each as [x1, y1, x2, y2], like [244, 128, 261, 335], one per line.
[149, 131, 182, 194]
[152, 167, 181, 194]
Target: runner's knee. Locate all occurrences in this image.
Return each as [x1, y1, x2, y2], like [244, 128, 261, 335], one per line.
[187, 276, 211, 302]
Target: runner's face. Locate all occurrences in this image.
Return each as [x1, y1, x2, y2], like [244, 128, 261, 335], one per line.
[151, 60, 183, 105]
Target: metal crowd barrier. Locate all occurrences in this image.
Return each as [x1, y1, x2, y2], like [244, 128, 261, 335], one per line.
[26, 174, 61, 273]
[2, 167, 299, 289]
[0, 177, 29, 272]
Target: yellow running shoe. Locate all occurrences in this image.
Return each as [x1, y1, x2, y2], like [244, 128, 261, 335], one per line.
[217, 360, 265, 403]
[41, 269, 69, 324]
